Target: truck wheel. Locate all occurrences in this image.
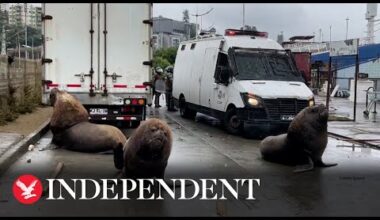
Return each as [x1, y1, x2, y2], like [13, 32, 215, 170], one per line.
[131, 121, 141, 128]
[223, 107, 243, 135]
[179, 98, 196, 119]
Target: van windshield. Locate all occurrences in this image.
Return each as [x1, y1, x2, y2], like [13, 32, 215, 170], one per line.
[233, 50, 304, 82]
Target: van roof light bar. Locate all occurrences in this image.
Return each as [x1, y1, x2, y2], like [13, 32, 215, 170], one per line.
[224, 29, 268, 38]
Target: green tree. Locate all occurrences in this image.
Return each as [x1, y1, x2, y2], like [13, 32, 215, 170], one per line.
[153, 47, 178, 69]
[153, 56, 170, 69]
[4, 25, 42, 50]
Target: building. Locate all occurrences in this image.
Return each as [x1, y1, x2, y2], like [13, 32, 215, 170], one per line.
[7, 3, 42, 28]
[0, 4, 9, 26]
[152, 16, 198, 50]
[28, 5, 42, 29]
[311, 43, 380, 92]
[277, 32, 284, 45]
[0, 3, 9, 12]
[8, 3, 24, 27]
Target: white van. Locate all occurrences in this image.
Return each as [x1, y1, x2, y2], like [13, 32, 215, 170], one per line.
[172, 29, 315, 136]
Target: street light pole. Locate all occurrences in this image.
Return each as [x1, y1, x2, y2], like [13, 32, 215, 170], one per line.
[1, 25, 5, 55]
[32, 37, 34, 60]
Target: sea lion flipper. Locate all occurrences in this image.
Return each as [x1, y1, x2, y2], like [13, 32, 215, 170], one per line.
[293, 156, 314, 173]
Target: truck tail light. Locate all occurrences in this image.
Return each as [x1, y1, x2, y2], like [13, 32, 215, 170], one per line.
[124, 98, 146, 105]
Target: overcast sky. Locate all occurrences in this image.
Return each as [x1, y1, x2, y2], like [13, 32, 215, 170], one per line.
[153, 3, 376, 43]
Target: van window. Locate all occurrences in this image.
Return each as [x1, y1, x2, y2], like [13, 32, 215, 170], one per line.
[214, 53, 230, 83]
[190, 43, 196, 50]
[181, 45, 186, 50]
[233, 50, 303, 82]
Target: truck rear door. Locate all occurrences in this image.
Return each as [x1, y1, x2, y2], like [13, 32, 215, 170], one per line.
[98, 4, 151, 94]
[43, 3, 95, 93]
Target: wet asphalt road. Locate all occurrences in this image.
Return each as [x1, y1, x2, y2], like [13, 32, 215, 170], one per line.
[0, 106, 380, 216]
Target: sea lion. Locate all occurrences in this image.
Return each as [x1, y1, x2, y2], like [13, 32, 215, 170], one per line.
[260, 104, 337, 173]
[123, 118, 173, 178]
[49, 88, 89, 135]
[52, 121, 126, 170]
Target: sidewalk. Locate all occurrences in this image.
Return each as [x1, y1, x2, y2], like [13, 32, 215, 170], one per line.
[0, 106, 52, 158]
[315, 95, 380, 148]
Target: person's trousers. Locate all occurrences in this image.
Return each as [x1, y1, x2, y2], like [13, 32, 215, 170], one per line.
[154, 92, 161, 106]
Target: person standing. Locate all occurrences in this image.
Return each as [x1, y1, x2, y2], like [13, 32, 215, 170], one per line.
[165, 66, 177, 111]
[153, 67, 165, 108]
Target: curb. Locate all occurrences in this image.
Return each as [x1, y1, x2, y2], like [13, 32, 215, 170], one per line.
[0, 119, 50, 177]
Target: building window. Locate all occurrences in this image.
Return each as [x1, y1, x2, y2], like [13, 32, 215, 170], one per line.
[172, 38, 180, 48]
[152, 35, 158, 48]
[190, 43, 196, 50]
[181, 44, 186, 51]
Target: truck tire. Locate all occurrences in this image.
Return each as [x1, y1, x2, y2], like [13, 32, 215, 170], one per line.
[179, 98, 196, 119]
[223, 107, 243, 135]
[131, 121, 141, 128]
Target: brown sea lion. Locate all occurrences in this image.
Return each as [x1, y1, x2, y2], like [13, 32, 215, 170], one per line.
[49, 88, 89, 135]
[52, 121, 127, 170]
[123, 118, 173, 178]
[260, 104, 337, 173]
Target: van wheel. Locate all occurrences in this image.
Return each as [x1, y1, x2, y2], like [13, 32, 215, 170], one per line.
[223, 107, 243, 135]
[179, 98, 196, 119]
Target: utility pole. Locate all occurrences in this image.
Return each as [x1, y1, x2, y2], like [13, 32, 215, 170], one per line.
[346, 17, 349, 40]
[17, 32, 20, 60]
[243, 4, 245, 29]
[329, 25, 332, 42]
[191, 6, 213, 38]
[24, 3, 28, 59]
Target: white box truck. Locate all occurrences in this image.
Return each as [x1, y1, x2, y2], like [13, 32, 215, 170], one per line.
[172, 29, 315, 137]
[41, 3, 153, 127]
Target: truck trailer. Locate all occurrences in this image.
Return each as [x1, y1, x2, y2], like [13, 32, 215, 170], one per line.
[41, 3, 153, 127]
